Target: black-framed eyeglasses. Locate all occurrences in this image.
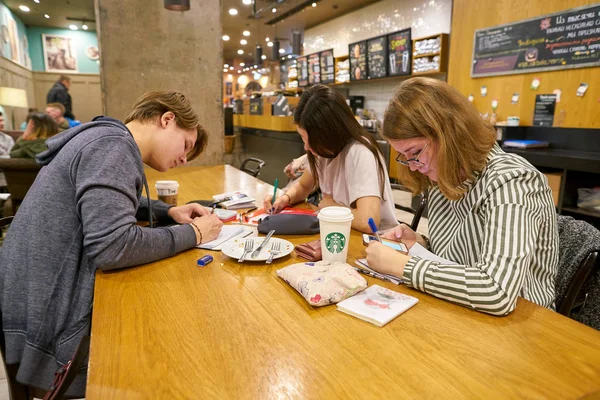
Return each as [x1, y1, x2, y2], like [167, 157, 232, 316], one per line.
[395, 142, 429, 168]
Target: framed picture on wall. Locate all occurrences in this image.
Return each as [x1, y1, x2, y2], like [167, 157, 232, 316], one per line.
[42, 34, 78, 73]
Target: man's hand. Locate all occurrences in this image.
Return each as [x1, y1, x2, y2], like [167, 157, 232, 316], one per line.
[168, 203, 211, 224]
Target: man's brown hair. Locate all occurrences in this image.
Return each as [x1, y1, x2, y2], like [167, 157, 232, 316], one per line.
[124, 91, 207, 161]
[58, 75, 71, 83]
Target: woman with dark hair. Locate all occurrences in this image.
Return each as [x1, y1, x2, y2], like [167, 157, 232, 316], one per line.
[366, 77, 558, 316]
[10, 112, 59, 158]
[263, 84, 397, 233]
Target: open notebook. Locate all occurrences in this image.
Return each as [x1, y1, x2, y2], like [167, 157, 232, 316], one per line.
[196, 225, 253, 250]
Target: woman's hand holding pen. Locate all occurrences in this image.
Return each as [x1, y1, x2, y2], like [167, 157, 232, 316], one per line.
[263, 193, 290, 214]
[365, 241, 408, 278]
[381, 224, 426, 250]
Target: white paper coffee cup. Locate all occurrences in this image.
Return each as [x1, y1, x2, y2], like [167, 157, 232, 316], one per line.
[318, 206, 354, 263]
[155, 180, 179, 206]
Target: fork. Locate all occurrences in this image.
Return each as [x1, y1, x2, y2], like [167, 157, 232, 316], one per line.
[238, 239, 254, 263]
[265, 242, 281, 264]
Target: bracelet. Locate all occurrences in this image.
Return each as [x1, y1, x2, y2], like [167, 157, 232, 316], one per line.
[190, 222, 203, 244]
[281, 193, 292, 205]
[421, 234, 430, 250]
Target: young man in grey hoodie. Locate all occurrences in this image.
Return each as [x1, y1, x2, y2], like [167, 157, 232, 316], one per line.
[0, 91, 223, 396]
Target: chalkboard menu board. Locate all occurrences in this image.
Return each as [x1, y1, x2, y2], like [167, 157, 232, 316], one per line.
[320, 49, 335, 84]
[367, 35, 388, 79]
[472, 3, 600, 77]
[297, 56, 309, 87]
[387, 29, 412, 76]
[349, 41, 367, 81]
[308, 53, 321, 85]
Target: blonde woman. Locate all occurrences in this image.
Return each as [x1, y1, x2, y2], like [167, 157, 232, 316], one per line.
[366, 78, 558, 316]
[9, 112, 59, 158]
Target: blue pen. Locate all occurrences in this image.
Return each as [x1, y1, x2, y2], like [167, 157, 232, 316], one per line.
[271, 178, 279, 214]
[367, 218, 382, 242]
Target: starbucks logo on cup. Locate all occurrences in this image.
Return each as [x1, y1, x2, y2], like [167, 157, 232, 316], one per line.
[325, 232, 346, 254]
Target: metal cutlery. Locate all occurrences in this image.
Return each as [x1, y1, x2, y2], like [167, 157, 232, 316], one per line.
[251, 229, 276, 258]
[266, 241, 281, 264]
[238, 239, 254, 262]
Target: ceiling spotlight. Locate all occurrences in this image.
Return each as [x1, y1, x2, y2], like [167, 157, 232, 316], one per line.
[237, 70, 241, 73]
[34, 0, 40, 3]
[261, 55, 266, 60]
[253, 65, 257, 68]
[237, 49, 244, 54]
[69, 24, 78, 30]
[243, 30, 250, 37]
[243, 0, 252, 4]
[19, 5, 30, 12]
[288, 55, 293, 59]
[278, 48, 285, 54]
[240, 39, 247, 45]
[312, 2, 317, 6]
[265, 37, 270, 42]
[272, 7, 277, 13]
[224, 64, 229, 68]
[229, 66, 234, 70]
[267, 41, 273, 47]
[82, 24, 88, 30]
[223, 68, 228, 72]
[222, 35, 230, 41]
[240, 62, 245, 66]
[228, 8, 238, 15]
[44, 14, 50, 18]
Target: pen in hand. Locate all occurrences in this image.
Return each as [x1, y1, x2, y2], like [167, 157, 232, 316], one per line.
[271, 178, 279, 215]
[367, 218, 382, 242]
[211, 205, 216, 215]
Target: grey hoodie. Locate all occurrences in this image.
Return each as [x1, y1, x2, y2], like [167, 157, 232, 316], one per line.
[0, 117, 196, 395]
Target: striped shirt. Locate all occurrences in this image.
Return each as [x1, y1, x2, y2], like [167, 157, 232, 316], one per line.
[403, 144, 558, 316]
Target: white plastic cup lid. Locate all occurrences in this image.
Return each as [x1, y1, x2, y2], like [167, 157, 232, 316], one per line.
[317, 206, 354, 223]
[155, 180, 179, 190]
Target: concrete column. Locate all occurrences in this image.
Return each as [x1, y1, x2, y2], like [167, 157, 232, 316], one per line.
[95, 0, 223, 165]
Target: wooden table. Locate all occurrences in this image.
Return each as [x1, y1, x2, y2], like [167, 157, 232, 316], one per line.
[87, 165, 600, 399]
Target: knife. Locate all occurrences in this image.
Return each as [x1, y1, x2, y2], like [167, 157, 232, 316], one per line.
[251, 229, 275, 258]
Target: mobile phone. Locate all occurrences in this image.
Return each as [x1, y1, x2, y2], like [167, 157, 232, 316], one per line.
[362, 234, 408, 253]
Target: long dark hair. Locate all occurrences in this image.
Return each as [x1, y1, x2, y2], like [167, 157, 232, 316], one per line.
[294, 84, 386, 198]
[27, 112, 58, 139]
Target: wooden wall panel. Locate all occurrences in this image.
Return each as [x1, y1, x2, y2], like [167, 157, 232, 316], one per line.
[448, 0, 600, 128]
[0, 57, 35, 130]
[33, 72, 102, 124]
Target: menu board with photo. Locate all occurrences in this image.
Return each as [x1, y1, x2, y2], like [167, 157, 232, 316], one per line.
[297, 56, 309, 87]
[349, 40, 367, 81]
[387, 29, 412, 76]
[320, 49, 335, 84]
[367, 35, 387, 79]
[308, 53, 321, 85]
[472, 3, 600, 77]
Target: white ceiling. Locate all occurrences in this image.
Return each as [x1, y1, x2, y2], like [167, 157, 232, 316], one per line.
[3, 0, 381, 63]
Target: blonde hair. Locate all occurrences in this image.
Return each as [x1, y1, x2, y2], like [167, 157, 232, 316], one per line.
[47, 102, 66, 116]
[383, 78, 496, 200]
[27, 112, 59, 139]
[125, 91, 207, 161]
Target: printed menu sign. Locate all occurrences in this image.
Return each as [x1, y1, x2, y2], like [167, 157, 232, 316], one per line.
[308, 53, 321, 84]
[349, 41, 367, 81]
[297, 56, 308, 87]
[320, 49, 335, 84]
[387, 29, 412, 76]
[472, 3, 600, 77]
[249, 98, 263, 115]
[367, 35, 387, 79]
[533, 94, 557, 126]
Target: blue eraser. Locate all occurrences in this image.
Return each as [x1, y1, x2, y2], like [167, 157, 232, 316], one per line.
[197, 255, 213, 267]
